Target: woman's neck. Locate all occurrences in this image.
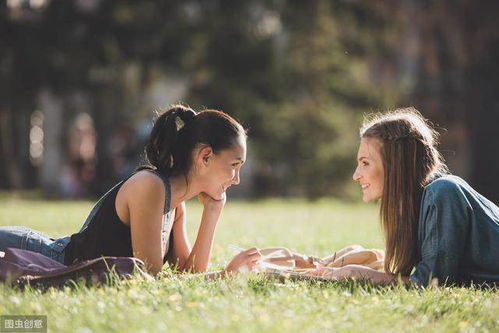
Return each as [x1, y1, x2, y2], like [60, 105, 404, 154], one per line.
[168, 174, 201, 209]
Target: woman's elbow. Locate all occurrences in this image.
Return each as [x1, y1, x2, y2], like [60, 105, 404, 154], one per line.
[140, 259, 163, 277]
[179, 265, 207, 274]
[146, 265, 162, 277]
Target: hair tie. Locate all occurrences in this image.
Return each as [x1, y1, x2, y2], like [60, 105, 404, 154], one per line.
[175, 108, 197, 131]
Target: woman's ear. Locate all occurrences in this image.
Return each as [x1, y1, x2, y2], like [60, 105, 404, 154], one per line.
[197, 145, 214, 166]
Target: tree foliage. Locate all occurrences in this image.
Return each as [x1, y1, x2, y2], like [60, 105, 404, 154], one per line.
[1, 0, 498, 201]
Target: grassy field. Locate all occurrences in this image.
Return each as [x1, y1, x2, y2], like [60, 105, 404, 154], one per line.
[1, 194, 498, 332]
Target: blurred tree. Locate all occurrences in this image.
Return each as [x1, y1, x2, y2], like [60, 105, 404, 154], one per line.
[395, 0, 499, 202]
[187, 0, 385, 198]
[1, 0, 497, 201]
[0, 0, 196, 194]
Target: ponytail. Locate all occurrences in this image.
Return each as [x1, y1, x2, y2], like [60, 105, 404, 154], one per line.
[143, 105, 197, 175]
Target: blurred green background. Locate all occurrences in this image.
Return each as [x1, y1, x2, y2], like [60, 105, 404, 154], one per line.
[1, 0, 498, 202]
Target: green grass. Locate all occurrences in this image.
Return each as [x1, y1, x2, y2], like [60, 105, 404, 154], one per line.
[1, 195, 498, 332]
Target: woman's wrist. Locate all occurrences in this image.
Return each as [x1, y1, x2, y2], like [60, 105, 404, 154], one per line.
[201, 204, 224, 223]
[200, 210, 222, 226]
[203, 203, 224, 214]
[198, 192, 226, 213]
[293, 253, 323, 268]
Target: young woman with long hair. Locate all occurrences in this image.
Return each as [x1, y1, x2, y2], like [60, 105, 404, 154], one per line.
[0, 105, 261, 276]
[311, 108, 499, 286]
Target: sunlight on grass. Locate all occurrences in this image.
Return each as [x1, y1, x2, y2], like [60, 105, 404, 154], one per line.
[1, 196, 498, 332]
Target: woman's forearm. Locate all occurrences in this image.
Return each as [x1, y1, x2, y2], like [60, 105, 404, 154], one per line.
[179, 210, 220, 272]
[348, 266, 410, 285]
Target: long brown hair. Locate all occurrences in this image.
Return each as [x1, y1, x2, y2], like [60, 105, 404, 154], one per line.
[360, 108, 447, 275]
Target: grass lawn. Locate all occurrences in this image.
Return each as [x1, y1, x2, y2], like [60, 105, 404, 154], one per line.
[1, 194, 498, 332]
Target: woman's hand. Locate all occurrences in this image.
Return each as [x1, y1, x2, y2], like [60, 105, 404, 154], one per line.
[224, 247, 262, 274]
[267, 253, 325, 268]
[307, 265, 362, 279]
[293, 254, 326, 268]
[307, 264, 405, 285]
[198, 192, 226, 214]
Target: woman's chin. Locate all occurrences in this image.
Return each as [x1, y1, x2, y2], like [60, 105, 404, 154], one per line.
[209, 191, 225, 201]
[362, 194, 381, 203]
[362, 195, 374, 203]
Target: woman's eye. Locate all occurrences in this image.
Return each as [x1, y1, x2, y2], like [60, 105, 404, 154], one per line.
[232, 163, 239, 167]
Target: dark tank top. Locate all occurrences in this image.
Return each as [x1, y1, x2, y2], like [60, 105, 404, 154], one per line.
[63, 169, 173, 265]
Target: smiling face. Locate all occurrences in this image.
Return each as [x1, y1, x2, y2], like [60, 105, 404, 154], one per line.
[352, 137, 384, 202]
[197, 135, 247, 200]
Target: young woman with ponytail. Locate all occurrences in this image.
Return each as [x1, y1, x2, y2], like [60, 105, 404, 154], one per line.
[0, 105, 260, 276]
[310, 108, 499, 286]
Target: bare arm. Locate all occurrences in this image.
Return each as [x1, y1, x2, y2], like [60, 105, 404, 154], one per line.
[126, 173, 166, 276]
[183, 248, 264, 279]
[122, 173, 260, 276]
[181, 194, 223, 272]
[166, 202, 190, 270]
[167, 193, 225, 273]
[309, 264, 410, 285]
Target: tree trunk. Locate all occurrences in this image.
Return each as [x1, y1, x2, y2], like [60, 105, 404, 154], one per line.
[38, 88, 64, 196]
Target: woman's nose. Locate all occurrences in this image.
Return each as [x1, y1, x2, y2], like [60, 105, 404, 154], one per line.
[232, 170, 240, 185]
[352, 166, 361, 182]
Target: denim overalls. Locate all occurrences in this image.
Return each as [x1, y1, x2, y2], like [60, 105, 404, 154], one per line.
[0, 226, 70, 263]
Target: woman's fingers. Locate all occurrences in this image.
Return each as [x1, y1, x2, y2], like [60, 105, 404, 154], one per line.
[308, 265, 361, 279]
[197, 192, 226, 211]
[248, 254, 261, 261]
[307, 267, 338, 277]
[243, 247, 260, 255]
[308, 269, 328, 277]
[240, 248, 262, 261]
[266, 255, 294, 263]
[246, 252, 262, 264]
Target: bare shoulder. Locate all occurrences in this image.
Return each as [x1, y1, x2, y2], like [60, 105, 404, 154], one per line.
[121, 170, 165, 201]
[115, 170, 166, 225]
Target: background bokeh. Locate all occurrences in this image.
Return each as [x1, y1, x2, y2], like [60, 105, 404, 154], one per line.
[1, 0, 498, 202]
